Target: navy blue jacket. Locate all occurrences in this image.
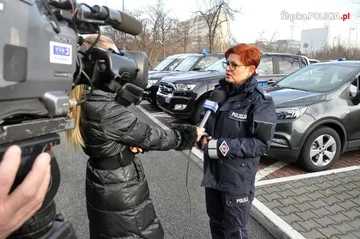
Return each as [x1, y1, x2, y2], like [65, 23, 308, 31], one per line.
[200, 76, 277, 195]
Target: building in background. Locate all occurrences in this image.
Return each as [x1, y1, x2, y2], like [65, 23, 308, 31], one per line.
[176, 11, 231, 53]
[300, 27, 330, 54]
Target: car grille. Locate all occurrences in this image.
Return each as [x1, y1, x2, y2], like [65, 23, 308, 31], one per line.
[159, 82, 174, 95]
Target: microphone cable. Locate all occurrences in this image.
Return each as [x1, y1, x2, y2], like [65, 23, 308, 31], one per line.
[182, 149, 193, 239]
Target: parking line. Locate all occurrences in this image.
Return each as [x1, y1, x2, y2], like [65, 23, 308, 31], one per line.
[255, 161, 289, 181]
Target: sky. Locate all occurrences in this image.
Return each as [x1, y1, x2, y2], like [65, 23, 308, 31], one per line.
[79, 0, 359, 46]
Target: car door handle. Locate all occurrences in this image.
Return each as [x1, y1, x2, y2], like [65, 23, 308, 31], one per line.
[268, 79, 276, 84]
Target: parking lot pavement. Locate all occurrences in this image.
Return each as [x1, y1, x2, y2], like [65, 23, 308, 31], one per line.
[138, 101, 360, 181]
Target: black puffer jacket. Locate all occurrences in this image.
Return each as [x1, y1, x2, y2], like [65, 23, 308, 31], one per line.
[80, 90, 198, 239]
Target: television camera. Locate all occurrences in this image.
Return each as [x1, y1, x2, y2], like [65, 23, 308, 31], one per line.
[0, 0, 148, 238]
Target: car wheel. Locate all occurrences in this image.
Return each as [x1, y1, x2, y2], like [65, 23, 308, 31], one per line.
[192, 98, 206, 125]
[299, 126, 341, 172]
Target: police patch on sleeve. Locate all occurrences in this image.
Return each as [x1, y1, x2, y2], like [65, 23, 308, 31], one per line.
[219, 140, 229, 157]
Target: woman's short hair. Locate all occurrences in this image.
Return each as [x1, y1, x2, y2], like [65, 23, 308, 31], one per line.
[225, 44, 261, 69]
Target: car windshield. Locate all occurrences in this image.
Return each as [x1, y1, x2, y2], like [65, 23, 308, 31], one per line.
[276, 64, 359, 92]
[153, 57, 176, 71]
[205, 58, 226, 72]
[174, 56, 201, 71]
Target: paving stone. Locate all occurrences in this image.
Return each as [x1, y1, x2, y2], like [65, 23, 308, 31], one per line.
[311, 207, 333, 218]
[294, 194, 313, 203]
[279, 197, 299, 207]
[317, 181, 336, 190]
[281, 213, 303, 225]
[342, 208, 360, 220]
[296, 210, 318, 221]
[305, 184, 322, 192]
[262, 185, 282, 194]
[272, 207, 285, 216]
[328, 212, 351, 223]
[309, 198, 329, 208]
[350, 231, 360, 238]
[343, 182, 359, 190]
[297, 218, 322, 231]
[256, 195, 268, 203]
[319, 188, 338, 197]
[338, 176, 357, 184]
[255, 188, 267, 196]
[323, 195, 344, 205]
[333, 222, 358, 235]
[315, 216, 336, 227]
[346, 217, 360, 230]
[291, 221, 307, 233]
[294, 201, 316, 212]
[290, 186, 309, 195]
[307, 191, 326, 200]
[334, 192, 356, 201]
[350, 197, 360, 207]
[263, 199, 283, 210]
[262, 192, 282, 202]
[326, 203, 346, 214]
[300, 228, 326, 239]
[332, 185, 351, 194]
[341, 200, 359, 211]
[287, 180, 308, 188]
[277, 189, 297, 199]
[278, 204, 302, 215]
[317, 225, 342, 238]
[338, 232, 360, 239]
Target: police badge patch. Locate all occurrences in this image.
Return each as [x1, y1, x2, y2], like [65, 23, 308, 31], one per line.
[219, 140, 229, 157]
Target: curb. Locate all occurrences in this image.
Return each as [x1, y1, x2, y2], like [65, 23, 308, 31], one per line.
[184, 148, 305, 239]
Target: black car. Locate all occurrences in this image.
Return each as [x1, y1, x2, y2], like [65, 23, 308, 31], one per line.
[264, 60, 360, 172]
[151, 53, 192, 72]
[142, 53, 223, 104]
[156, 53, 309, 123]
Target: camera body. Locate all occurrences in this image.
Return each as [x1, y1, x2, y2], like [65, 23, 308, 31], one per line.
[0, 0, 147, 238]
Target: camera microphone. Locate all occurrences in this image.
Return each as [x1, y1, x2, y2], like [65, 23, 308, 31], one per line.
[91, 5, 143, 36]
[198, 90, 227, 128]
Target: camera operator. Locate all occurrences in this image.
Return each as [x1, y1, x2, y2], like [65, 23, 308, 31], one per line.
[66, 34, 204, 239]
[0, 146, 51, 239]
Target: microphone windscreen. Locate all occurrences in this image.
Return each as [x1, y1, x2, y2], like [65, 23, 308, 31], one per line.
[209, 90, 227, 103]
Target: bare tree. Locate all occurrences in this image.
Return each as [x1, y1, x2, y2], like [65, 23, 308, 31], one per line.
[175, 20, 195, 53]
[194, 0, 240, 52]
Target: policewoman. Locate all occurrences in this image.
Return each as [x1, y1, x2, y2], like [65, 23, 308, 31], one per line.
[198, 43, 277, 239]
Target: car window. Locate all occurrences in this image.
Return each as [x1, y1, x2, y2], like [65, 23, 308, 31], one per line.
[154, 57, 176, 71]
[167, 59, 183, 70]
[277, 56, 301, 74]
[349, 77, 359, 97]
[196, 56, 223, 70]
[174, 56, 201, 71]
[276, 64, 359, 92]
[205, 58, 226, 72]
[257, 56, 273, 75]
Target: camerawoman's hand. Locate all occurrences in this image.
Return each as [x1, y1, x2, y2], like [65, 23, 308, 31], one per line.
[0, 145, 51, 239]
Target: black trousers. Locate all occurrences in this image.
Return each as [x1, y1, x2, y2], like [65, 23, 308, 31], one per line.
[205, 187, 255, 239]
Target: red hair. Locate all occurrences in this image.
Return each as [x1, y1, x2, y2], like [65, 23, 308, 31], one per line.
[225, 44, 261, 68]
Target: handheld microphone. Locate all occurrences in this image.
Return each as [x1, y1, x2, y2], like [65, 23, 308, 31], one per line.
[198, 90, 227, 128]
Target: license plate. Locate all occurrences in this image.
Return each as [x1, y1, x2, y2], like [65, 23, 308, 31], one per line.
[258, 81, 268, 87]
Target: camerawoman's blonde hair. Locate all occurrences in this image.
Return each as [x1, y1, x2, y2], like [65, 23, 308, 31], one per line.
[66, 34, 118, 150]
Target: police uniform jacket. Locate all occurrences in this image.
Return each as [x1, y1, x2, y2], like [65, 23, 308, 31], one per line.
[201, 76, 277, 195]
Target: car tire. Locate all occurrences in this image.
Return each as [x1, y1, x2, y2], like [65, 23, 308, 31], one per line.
[299, 126, 341, 172]
[192, 98, 206, 125]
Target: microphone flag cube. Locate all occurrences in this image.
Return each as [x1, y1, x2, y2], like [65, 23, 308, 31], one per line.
[203, 100, 219, 113]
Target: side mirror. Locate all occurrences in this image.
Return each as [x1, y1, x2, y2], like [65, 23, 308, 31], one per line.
[192, 67, 201, 71]
[255, 69, 259, 76]
[350, 77, 360, 105]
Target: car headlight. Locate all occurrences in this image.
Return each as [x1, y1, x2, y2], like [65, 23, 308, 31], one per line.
[146, 80, 158, 88]
[173, 83, 196, 91]
[276, 107, 307, 119]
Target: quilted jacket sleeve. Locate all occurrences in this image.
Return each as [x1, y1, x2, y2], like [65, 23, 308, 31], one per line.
[100, 102, 198, 151]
